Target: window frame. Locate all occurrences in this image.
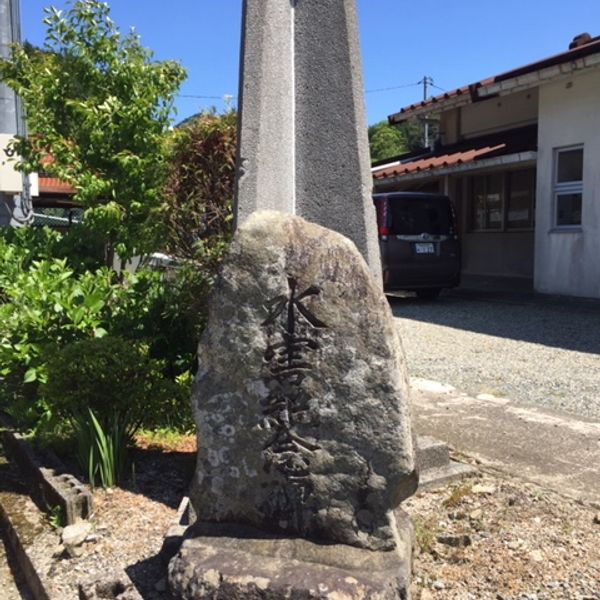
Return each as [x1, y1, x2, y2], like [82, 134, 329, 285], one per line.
[553, 145, 584, 230]
[467, 167, 536, 233]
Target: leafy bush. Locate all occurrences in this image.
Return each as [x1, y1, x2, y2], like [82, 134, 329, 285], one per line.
[0, 227, 200, 435]
[44, 336, 175, 429]
[0, 249, 116, 421]
[0, 224, 106, 274]
[108, 267, 204, 381]
[44, 336, 184, 487]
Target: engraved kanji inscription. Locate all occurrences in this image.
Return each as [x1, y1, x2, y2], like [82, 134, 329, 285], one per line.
[260, 277, 327, 514]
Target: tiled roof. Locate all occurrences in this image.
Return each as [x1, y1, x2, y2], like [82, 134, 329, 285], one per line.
[389, 35, 600, 123]
[372, 125, 537, 181]
[372, 144, 505, 180]
[38, 177, 75, 195]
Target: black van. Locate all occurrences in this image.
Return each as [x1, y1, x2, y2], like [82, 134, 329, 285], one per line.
[373, 192, 461, 298]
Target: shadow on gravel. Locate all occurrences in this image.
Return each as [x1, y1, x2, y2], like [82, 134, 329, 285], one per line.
[122, 448, 196, 510]
[126, 552, 171, 600]
[389, 291, 600, 355]
[0, 533, 34, 600]
[0, 450, 35, 599]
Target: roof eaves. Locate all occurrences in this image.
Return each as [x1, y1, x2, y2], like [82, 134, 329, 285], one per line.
[374, 150, 537, 186]
[388, 37, 600, 124]
[479, 50, 600, 98]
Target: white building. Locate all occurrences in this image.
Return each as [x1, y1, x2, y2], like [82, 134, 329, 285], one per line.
[373, 33, 600, 299]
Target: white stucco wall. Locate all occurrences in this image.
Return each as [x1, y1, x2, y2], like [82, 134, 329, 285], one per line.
[535, 68, 600, 299]
[461, 89, 538, 138]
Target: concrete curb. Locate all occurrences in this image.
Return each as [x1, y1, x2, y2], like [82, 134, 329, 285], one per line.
[0, 503, 51, 600]
[0, 452, 56, 600]
[0, 415, 92, 525]
[411, 377, 600, 505]
[416, 435, 477, 489]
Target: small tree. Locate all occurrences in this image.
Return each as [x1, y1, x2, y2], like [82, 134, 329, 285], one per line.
[162, 110, 237, 274]
[368, 119, 431, 163]
[0, 1, 186, 263]
[369, 120, 409, 162]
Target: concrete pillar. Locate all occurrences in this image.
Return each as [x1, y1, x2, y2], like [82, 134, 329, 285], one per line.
[0, 0, 20, 135]
[234, 0, 381, 285]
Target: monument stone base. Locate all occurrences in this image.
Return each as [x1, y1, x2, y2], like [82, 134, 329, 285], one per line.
[168, 514, 414, 600]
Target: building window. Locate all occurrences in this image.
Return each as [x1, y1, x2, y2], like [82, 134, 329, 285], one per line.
[470, 173, 504, 230]
[507, 169, 536, 229]
[554, 146, 583, 227]
[468, 168, 535, 231]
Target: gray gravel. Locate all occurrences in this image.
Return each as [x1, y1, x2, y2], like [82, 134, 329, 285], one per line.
[390, 291, 600, 421]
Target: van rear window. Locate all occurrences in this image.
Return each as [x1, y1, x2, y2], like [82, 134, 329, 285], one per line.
[389, 197, 453, 236]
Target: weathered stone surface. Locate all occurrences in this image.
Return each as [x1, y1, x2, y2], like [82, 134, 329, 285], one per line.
[190, 211, 417, 551]
[169, 520, 412, 600]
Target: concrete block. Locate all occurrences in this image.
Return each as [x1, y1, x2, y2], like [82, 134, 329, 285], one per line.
[0, 422, 92, 525]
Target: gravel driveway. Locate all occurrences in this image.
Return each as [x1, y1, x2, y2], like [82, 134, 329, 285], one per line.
[390, 291, 600, 421]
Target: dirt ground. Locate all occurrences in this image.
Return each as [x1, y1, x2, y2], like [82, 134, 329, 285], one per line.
[4, 436, 598, 600]
[5, 444, 600, 600]
[405, 470, 600, 600]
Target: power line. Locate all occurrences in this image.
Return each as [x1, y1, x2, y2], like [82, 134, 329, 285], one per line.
[177, 80, 425, 101]
[177, 94, 235, 100]
[365, 81, 421, 94]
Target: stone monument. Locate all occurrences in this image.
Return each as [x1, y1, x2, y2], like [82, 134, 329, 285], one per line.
[169, 211, 418, 598]
[168, 1, 419, 598]
[233, 0, 381, 286]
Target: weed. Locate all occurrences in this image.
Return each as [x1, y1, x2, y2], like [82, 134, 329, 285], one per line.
[530, 488, 543, 501]
[46, 505, 64, 530]
[135, 428, 196, 453]
[442, 484, 473, 508]
[561, 520, 574, 536]
[414, 516, 440, 553]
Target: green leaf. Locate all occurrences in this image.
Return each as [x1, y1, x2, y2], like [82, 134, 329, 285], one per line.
[84, 292, 105, 313]
[24, 368, 37, 383]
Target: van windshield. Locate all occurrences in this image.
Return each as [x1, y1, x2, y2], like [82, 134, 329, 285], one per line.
[389, 196, 453, 236]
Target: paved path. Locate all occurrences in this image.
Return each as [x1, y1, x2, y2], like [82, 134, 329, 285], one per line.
[391, 290, 600, 420]
[411, 377, 600, 504]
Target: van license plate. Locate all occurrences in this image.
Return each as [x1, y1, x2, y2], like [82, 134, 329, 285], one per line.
[415, 243, 435, 254]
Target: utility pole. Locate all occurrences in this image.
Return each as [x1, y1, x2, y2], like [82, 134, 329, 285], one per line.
[419, 75, 434, 148]
[0, 0, 33, 226]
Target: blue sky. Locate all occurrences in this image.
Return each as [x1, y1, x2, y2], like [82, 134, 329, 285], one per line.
[21, 1, 600, 125]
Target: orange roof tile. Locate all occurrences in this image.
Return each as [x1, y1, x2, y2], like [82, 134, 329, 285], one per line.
[38, 177, 76, 195]
[372, 144, 506, 180]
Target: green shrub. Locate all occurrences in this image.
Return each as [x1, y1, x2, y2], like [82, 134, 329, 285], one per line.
[0, 230, 189, 418]
[0, 224, 105, 274]
[44, 336, 175, 429]
[44, 336, 184, 486]
[0, 254, 116, 422]
[108, 267, 204, 381]
[0, 227, 203, 437]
